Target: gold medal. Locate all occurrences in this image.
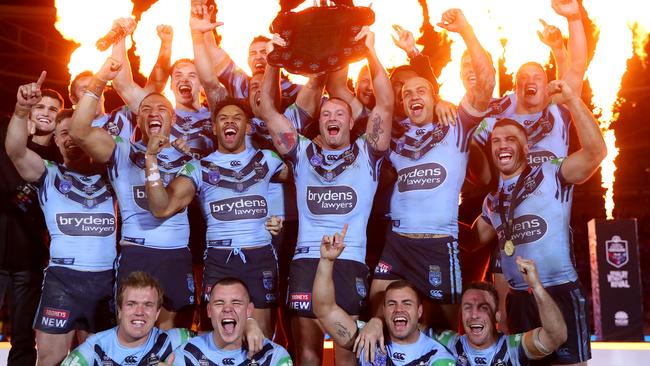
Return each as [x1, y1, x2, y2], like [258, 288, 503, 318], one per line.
[504, 239, 515, 256]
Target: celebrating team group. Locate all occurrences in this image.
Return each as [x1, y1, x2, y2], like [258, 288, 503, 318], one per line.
[5, 0, 606, 365]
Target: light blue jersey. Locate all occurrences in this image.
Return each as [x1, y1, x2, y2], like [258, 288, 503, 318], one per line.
[358, 332, 455, 366]
[288, 135, 382, 263]
[35, 161, 116, 271]
[172, 107, 215, 159]
[177, 147, 284, 248]
[174, 333, 292, 366]
[484, 93, 517, 119]
[108, 137, 192, 249]
[218, 58, 300, 101]
[93, 105, 136, 141]
[389, 106, 481, 236]
[61, 327, 192, 366]
[249, 103, 312, 220]
[481, 159, 576, 290]
[436, 330, 529, 366]
[474, 101, 572, 168]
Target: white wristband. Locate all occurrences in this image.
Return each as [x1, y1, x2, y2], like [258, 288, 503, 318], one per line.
[146, 172, 161, 182]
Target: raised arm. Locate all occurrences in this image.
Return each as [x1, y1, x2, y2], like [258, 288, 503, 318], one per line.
[295, 74, 327, 118]
[259, 64, 299, 156]
[192, 0, 239, 82]
[69, 58, 120, 164]
[438, 9, 495, 113]
[5, 72, 48, 182]
[359, 27, 394, 152]
[465, 215, 497, 253]
[145, 25, 174, 93]
[553, 0, 587, 94]
[517, 257, 567, 359]
[313, 225, 359, 350]
[190, 5, 228, 111]
[551, 80, 606, 184]
[144, 134, 196, 218]
[108, 18, 151, 112]
[325, 66, 364, 120]
[537, 19, 569, 80]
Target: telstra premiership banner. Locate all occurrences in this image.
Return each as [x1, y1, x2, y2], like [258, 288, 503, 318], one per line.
[588, 219, 644, 341]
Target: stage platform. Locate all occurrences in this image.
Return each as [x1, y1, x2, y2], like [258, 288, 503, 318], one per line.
[0, 341, 647, 365]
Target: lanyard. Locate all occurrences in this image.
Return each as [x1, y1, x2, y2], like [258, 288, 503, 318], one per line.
[498, 165, 531, 256]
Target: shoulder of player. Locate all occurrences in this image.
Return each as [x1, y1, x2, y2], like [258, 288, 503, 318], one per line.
[163, 327, 196, 347]
[433, 329, 459, 347]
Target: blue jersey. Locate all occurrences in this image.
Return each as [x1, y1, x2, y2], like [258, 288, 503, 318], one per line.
[35, 161, 116, 271]
[436, 330, 529, 366]
[389, 106, 481, 237]
[61, 327, 193, 366]
[484, 93, 517, 119]
[288, 135, 382, 263]
[358, 331, 454, 366]
[481, 159, 576, 290]
[93, 105, 136, 141]
[218, 59, 300, 101]
[174, 333, 292, 366]
[178, 147, 284, 248]
[474, 101, 572, 167]
[249, 103, 311, 220]
[108, 137, 192, 249]
[172, 107, 215, 159]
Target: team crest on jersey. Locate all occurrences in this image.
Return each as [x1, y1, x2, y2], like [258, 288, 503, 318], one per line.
[208, 170, 220, 184]
[263, 271, 274, 290]
[186, 274, 195, 292]
[428, 265, 442, 287]
[373, 350, 387, 366]
[395, 140, 405, 153]
[606, 235, 629, 268]
[310, 153, 323, 167]
[59, 179, 72, 193]
[355, 277, 367, 297]
[457, 354, 468, 366]
[146, 353, 159, 366]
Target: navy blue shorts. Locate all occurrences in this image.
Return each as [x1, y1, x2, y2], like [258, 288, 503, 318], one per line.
[373, 231, 461, 304]
[203, 245, 279, 309]
[116, 245, 195, 311]
[507, 280, 591, 364]
[287, 258, 368, 318]
[34, 266, 113, 334]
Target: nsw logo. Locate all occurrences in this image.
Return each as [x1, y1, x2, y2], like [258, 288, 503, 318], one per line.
[496, 214, 547, 246]
[396, 163, 447, 192]
[606, 235, 629, 268]
[209, 195, 268, 221]
[527, 150, 557, 167]
[306, 186, 357, 215]
[56, 213, 115, 237]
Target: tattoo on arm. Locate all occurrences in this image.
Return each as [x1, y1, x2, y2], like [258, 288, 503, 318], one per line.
[366, 113, 384, 150]
[334, 322, 353, 342]
[277, 131, 297, 151]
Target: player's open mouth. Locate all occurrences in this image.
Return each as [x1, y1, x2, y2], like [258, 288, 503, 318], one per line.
[524, 83, 538, 96]
[131, 319, 146, 328]
[221, 318, 237, 334]
[498, 151, 513, 163]
[469, 324, 484, 335]
[223, 127, 238, 143]
[37, 117, 52, 125]
[148, 118, 163, 135]
[392, 315, 408, 331]
[327, 124, 340, 136]
[467, 75, 477, 85]
[409, 101, 425, 118]
[178, 84, 192, 98]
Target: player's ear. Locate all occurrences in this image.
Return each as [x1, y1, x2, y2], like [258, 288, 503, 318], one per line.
[246, 302, 254, 318]
[495, 309, 502, 324]
[417, 303, 423, 320]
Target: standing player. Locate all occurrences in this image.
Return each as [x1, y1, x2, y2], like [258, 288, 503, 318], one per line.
[259, 26, 393, 365]
[473, 80, 606, 366]
[70, 57, 195, 329]
[6, 73, 117, 365]
[143, 98, 289, 338]
[61, 272, 193, 366]
[436, 258, 567, 366]
[173, 278, 292, 366]
[313, 226, 455, 366]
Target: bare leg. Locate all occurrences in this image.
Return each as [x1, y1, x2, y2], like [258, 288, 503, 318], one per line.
[252, 307, 275, 339]
[35, 330, 75, 366]
[291, 316, 323, 366]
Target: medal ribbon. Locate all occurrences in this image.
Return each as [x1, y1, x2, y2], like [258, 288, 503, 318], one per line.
[391, 123, 449, 160]
[498, 165, 532, 251]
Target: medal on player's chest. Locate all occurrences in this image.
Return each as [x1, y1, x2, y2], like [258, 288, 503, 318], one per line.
[504, 238, 515, 257]
[499, 166, 531, 257]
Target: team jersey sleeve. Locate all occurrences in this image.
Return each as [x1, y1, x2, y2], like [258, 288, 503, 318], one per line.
[457, 104, 484, 152]
[433, 330, 459, 354]
[280, 77, 301, 101]
[107, 136, 129, 175]
[284, 134, 309, 167]
[546, 158, 574, 203]
[61, 339, 95, 366]
[218, 59, 249, 99]
[102, 105, 136, 140]
[284, 103, 312, 133]
[270, 346, 293, 366]
[176, 160, 202, 194]
[266, 150, 286, 180]
[507, 333, 530, 366]
[166, 327, 196, 350]
[481, 194, 493, 226]
[473, 117, 492, 147]
[171, 348, 187, 366]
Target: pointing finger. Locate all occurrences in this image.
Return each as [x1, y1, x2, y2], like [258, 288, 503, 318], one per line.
[36, 71, 47, 88]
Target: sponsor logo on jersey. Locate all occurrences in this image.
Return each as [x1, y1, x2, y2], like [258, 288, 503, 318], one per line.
[124, 356, 137, 364]
[392, 352, 405, 361]
[230, 160, 242, 167]
[606, 235, 629, 268]
[429, 289, 444, 299]
[474, 357, 488, 365]
[374, 261, 392, 274]
[56, 213, 115, 237]
[396, 163, 447, 192]
[41, 307, 69, 328]
[306, 186, 357, 215]
[209, 195, 268, 221]
[288, 292, 311, 311]
[496, 214, 548, 245]
[527, 150, 557, 167]
[222, 358, 235, 365]
[295, 246, 309, 254]
[133, 185, 149, 210]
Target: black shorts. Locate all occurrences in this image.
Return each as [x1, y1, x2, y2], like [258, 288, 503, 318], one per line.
[116, 245, 195, 312]
[287, 258, 369, 318]
[34, 266, 113, 334]
[507, 280, 591, 365]
[373, 231, 461, 304]
[203, 245, 279, 309]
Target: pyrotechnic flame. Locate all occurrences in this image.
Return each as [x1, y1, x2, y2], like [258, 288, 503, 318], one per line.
[54, 0, 134, 79]
[583, 0, 650, 219]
